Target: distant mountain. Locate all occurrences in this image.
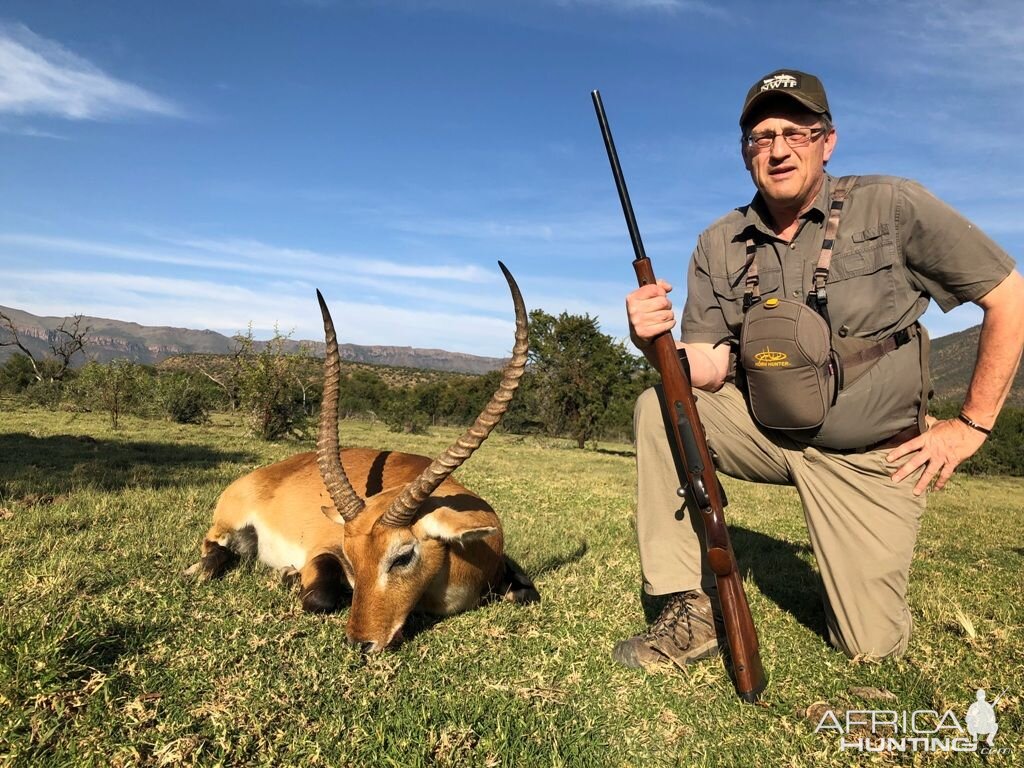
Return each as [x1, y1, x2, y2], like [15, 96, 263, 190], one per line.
[928, 324, 1023, 407]
[2, 305, 1020, 401]
[0, 306, 507, 375]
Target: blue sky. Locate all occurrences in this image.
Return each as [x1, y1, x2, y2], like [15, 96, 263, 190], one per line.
[1, 0, 1021, 356]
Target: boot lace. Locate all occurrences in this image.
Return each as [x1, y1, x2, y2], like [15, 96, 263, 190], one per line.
[644, 591, 698, 649]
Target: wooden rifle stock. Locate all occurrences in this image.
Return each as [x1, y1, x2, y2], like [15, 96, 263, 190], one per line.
[591, 89, 767, 703]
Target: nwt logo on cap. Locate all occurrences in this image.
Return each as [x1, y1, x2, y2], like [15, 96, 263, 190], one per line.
[761, 73, 798, 92]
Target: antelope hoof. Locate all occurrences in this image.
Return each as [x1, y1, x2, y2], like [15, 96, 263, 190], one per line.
[503, 584, 541, 605]
[497, 556, 540, 604]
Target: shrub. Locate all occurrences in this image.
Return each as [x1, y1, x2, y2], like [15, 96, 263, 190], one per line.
[158, 373, 212, 424]
[70, 360, 152, 428]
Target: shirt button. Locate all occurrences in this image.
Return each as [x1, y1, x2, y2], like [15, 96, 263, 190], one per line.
[792, 290, 800, 297]
[790, 244, 797, 250]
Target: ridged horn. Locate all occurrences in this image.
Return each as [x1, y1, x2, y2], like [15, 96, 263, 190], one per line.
[315, 289, 365, 522]
[381, 261, 528, 528]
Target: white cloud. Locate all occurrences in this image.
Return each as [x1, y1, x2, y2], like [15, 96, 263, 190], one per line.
[891, 0, 1024, 80]
[0, 22, 181, 120]
[0, 121, 68, 139]
[166, 236, 492, 282]
[551, 0, 724, 14]
[0, 268, 522, 356]
[0, 231, 493, 284]
[0, 218, 555, 351]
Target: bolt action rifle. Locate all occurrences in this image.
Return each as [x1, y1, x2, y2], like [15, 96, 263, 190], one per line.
[591, 89, 767, 703]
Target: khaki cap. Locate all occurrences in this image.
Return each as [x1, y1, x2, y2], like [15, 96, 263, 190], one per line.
[740, 69, 831, 128]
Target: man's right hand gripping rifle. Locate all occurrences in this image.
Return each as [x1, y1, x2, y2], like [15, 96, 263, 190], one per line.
[626, 280, 730, 392]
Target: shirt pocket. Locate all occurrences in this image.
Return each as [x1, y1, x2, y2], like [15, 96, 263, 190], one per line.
[710, 265, 782, 335]
[826, 229, 899, 333]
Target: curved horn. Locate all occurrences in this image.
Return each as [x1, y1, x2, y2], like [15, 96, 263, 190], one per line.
[315, 290, 365, 522]
[381, 261, 528, 527]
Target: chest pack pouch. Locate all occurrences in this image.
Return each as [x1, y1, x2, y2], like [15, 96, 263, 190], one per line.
[740, 295, 836, 431]
[737, 176, 921, 433]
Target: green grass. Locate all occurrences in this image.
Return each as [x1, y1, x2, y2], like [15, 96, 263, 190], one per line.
[0, 405, 1021, 767]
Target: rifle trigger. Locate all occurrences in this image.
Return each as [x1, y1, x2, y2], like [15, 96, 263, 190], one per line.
[691, 477, 710, 510]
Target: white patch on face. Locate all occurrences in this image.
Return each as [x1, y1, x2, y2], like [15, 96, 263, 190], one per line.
[442, 584, 475, 614]
[376, 540, 418, 586]
[418, 515, 497, 544]
[417, 515, 448, 541]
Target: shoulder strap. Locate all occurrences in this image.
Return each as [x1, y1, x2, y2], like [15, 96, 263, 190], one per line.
[809, 175, 858, 327]
[742, 175, 859, 316]
[742, 239, 760, 310]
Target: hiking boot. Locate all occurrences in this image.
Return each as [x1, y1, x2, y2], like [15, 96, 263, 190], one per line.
[612, 590, 723, 670]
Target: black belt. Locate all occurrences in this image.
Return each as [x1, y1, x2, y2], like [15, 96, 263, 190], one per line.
[865, 423, 921, 452]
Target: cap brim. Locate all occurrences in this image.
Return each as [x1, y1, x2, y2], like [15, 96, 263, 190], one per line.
[740, 91, 829, 127]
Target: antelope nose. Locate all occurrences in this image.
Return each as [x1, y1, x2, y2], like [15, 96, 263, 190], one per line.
[359, 641, 378, 654]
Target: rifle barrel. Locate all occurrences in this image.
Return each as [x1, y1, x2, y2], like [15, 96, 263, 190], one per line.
[591, 88, 767, 703]
[591, 90, 648, 264]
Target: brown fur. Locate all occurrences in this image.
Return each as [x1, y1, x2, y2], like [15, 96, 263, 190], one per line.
[188, 447, 522, 652]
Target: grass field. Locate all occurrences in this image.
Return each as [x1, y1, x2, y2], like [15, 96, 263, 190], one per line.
[1, 405, 1021, 767]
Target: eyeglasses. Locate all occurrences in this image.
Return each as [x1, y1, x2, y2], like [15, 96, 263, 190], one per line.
[744, 126, 827, 152]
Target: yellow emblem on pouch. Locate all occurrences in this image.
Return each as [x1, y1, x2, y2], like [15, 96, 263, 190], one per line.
[765, 298, 779, 308]
[754, 347, 789, 367]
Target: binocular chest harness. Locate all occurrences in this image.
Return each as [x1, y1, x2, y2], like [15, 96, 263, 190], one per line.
[737, 176, 921, 432]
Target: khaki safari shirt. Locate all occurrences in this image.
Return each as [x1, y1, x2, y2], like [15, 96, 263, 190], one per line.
[682, 174, 1015, 449]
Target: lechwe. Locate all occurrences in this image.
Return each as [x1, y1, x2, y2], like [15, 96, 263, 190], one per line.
[186, 262, 538, 651]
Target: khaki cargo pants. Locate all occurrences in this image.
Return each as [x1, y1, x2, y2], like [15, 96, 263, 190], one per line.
[634, 383, 926, 659]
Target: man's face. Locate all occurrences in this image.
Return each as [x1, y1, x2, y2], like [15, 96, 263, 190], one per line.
[742, 107, 836, 215]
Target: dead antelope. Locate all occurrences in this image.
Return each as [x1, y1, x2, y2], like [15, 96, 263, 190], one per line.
[186, 262, 538, 652]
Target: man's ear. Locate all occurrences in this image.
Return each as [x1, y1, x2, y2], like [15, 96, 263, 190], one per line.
[822, 127, 837, 164]
[741, 141, 752, 171]
[414, 507, 498, 545]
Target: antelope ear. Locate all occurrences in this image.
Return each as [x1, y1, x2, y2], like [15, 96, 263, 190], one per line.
[321, 505, 345, 525]
[415, 507, 498, 544]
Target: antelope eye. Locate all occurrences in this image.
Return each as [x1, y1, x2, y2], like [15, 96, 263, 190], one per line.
[389, 548, 416, 571]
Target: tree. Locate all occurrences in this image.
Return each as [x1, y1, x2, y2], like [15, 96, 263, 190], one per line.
[72, 360, 152, 428]
[337, 369, 388, 419]
[235, 325, 312, 441]
[528, 309, 645, 448]
[0, 310, 89, 384]
[192, 350, 244, 411]
[0, 353, 37, 394]
[382, 389, 431, 434]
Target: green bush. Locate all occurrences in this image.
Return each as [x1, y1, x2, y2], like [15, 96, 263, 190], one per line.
[382, 391, 431, 435]
[337, 369, 388, 419]
[234, 327, 312, 441]
[0, 354, 36, 394]
[157, 373, 212, 424]
[22, 379, 65, 408]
